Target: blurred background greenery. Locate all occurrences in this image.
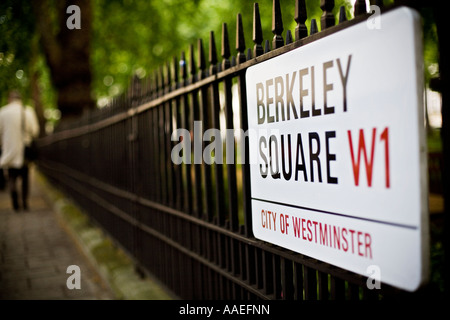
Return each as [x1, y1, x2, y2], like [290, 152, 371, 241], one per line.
[0, 0, 440, 134]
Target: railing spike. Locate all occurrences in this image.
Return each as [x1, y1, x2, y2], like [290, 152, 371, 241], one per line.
[320, 0, 335, 30]
[310, 19, 318, 35]
[221, 23, 231, 70]
[272, 0, 284, 49]
[180, 51, 187, 85]
[159, 65, 165, 94]
[236, 13, 246, 64]
[153, 69, 160, 97]
[148, 72, 154, 98]
[264, 39, 270, 54]
[253, 3, 264, 57]
[295, 0, 308, 41]
[371, 0, 384, 8]
[189, 43, 197, 83]
[339, 6, 347, 24]
[132, 74, 141, 103]
[198, 38, 206, 79]
[133, 73, 140, 89]
[209, 31, 218, 74]
[173, 56, 179, 89]
[354, 0, 367, 16]
[159, 65, 166, 92]
[285, 29, 293, 45]
[165, 61, 171, 93]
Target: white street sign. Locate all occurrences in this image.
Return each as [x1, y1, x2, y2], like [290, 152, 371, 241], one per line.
[245, 7, 428, 292]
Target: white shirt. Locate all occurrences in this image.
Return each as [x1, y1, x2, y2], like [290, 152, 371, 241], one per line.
[0, 99, 40, 169]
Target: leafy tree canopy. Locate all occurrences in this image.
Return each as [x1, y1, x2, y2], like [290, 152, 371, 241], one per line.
[0, 0, 440, 128]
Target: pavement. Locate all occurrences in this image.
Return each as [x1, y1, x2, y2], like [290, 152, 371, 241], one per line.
[0, 165, 173, 300]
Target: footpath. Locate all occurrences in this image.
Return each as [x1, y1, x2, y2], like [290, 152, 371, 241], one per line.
[0, 165, 173, 300]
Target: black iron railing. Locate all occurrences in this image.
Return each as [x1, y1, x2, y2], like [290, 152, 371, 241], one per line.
[37, 0, 445, 300]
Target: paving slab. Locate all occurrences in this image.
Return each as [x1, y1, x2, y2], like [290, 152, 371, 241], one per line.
[0, 166, 116, 300]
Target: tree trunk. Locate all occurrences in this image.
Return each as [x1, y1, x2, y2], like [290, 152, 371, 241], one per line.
[32, 0, 95, 123]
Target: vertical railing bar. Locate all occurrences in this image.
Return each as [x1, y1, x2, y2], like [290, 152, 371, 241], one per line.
[160, 65, 169, 205]
[318, 271, 329, 300]
[132, 75, 142, 267]
[198, 38, 215, 222]
[264, 39, 271, 54]
[253, 3, 264, 57]
[180, 52, 195, 301]
[166, 61, 176, 208]
[255, 248, 263, 291]
[282, 258, 294, 299]
[285, 30, 293, 45]
[207, 266, 214, 299]
[272, 0, 284, 49]
[222, 22, 238, 229]
[180, 51, 193, 216]
[238, 240, 247, 284]
[362, 285, 379, 300]
[236, 12, 252, 236]
[236, 13, 246, 65]
[339, 5, 347, 24]
[166, 215, 174, 290]
[209, 230, 218, 296]
[221, 23, 231, 71]
[188, 43, 204, 298]
[295, 0, 308, 41]
[219, 232, 226, 269]
[153, 70, 162, 204]
[262, 251, 274, 295]
[246, 48, 252, 61]
[224, 222, 231, 272]
[304, 266, 317, 300]
[213, 258, 220, 299]
[354, 0, 367, 16]
[310, 18, 318, 35]
[201, 40, 215, 281]
[294, 262, 304, 300]
[173, 218, 184, 296]
[210, 30, 226, 225]
[330, 275, 346, 300]
[320, 0, 335, 30]
[246, 244, 256, 286]
[348, 282, 361, 300]
[190, 43, 204, 219]
[230, 237, 239, 277]
[173, 56, 184, 211]
[273, 254, 282, 299]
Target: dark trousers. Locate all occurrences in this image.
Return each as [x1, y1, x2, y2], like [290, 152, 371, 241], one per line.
[8, 166, 29, 211]
[0, 168, 5, 190]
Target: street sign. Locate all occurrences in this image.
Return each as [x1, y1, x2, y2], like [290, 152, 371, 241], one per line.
[245, 7, 428, 291]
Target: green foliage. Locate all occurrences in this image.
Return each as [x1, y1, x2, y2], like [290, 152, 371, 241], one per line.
[91, 0, 353, 103]
[419, 6, 440, 84]
[0, 0, 35, 105]
[0, 0, 443, 117]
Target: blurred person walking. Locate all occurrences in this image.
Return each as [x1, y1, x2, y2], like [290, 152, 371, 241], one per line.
[0, 90, 40, 211]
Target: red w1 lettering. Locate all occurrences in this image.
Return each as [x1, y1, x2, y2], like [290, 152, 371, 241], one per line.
[347, 127, 390, 188]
